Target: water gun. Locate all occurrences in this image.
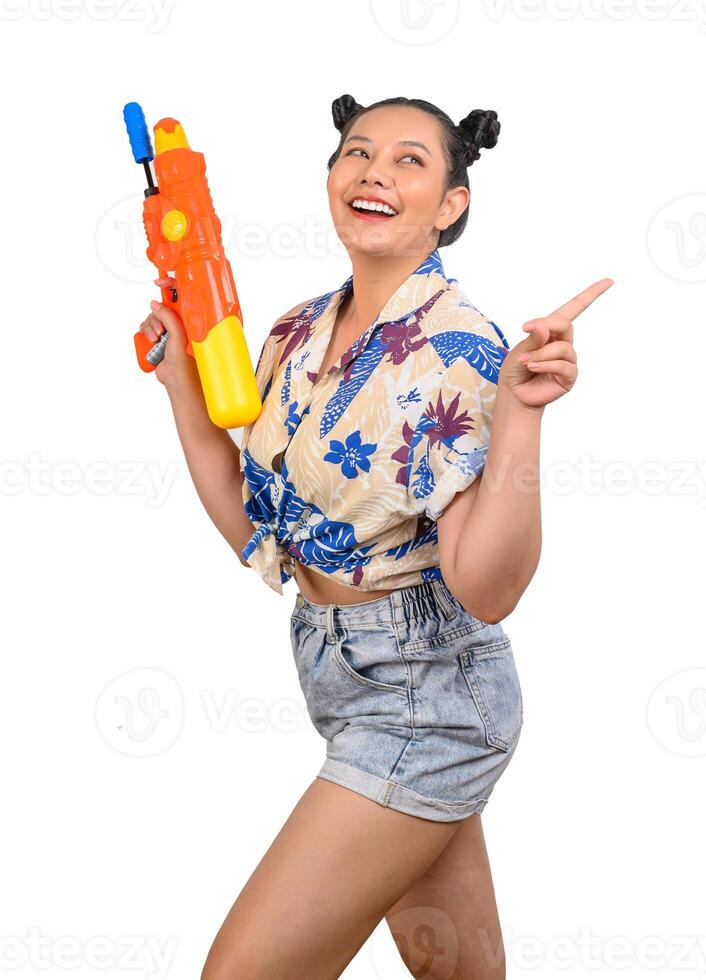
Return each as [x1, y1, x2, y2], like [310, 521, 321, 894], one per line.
[122, 102, 262, 429]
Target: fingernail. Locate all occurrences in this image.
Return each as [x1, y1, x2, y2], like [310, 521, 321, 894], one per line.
[150, 300, 160, 309]
[527, 361, 540, 368]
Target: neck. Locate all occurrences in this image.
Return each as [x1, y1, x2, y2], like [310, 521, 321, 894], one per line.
[344, 244, 437, 331]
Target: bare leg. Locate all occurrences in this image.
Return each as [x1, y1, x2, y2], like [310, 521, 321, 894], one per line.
[385, 813, 506, 979]
[200, 776, 462, 980]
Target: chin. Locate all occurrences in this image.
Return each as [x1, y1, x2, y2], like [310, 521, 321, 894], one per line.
[356, 236, 398, 256]
[336, 226, 410, 259]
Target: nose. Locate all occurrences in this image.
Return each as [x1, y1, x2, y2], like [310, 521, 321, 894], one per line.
[360, 155, 392, 188]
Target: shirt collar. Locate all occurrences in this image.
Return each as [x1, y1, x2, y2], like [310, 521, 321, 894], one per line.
[322, 248, 451, 379]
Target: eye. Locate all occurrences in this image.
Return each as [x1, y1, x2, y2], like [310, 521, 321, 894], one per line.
[346, 148, 423, 166]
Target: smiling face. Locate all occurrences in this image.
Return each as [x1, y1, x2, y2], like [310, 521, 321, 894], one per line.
[327, 104, 469, 260]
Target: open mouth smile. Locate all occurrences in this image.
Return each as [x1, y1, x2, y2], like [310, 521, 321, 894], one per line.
[347, 197, 399, 222]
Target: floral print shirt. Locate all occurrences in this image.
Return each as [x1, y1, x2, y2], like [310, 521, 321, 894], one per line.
[238, 248, 510, 595]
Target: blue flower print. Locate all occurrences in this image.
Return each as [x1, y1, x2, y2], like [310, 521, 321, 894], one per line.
[324, 430, 377, 479]
[285, 400, 301, 436]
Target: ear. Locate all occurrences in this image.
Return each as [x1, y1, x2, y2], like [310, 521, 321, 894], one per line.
[436, 185, 470, 231]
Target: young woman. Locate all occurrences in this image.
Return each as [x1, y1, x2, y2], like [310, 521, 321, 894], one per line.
[140, 94, 612, 979]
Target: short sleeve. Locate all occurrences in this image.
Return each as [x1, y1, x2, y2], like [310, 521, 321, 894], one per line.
[416, 346, 502, 521]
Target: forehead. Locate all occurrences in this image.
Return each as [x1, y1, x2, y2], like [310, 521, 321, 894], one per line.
[347, 105, 443, 150]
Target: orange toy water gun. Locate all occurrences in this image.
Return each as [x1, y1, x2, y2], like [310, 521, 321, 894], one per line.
[123, 102, 262, 429]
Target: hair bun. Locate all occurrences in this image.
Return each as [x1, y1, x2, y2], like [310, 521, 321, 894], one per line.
[457, 109, 501, 166]
[331, 94, 365, 133]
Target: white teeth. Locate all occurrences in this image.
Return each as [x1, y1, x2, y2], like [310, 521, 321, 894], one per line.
[350, 198, 398, 216]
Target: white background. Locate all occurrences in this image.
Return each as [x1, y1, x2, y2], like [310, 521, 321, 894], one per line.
[1, 1, 705, 977]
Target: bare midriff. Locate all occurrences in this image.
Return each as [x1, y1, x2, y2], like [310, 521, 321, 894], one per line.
[294, 561, 396, 606]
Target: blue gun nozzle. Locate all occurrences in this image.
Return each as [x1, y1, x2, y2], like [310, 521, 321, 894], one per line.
[123, 102, 154, 165]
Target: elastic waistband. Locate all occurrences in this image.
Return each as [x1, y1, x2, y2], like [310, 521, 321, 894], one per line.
[292, 578, 459, 641]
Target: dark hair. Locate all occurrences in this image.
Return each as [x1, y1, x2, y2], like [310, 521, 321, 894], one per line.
[326, 95, 500, 248]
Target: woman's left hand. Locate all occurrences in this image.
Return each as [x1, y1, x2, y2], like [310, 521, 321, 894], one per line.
[499, 277, 614, 410]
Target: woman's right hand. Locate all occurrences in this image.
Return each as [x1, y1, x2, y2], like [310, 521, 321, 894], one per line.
[138, 276, 201, 392]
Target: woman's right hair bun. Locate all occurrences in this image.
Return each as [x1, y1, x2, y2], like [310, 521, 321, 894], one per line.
[457, 109, 501, 165]
[332, 94, 366, 133]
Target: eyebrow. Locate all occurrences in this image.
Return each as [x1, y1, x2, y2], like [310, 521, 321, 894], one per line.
[343, 134, 432, 156]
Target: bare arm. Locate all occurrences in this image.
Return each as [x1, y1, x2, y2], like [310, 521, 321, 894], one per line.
[439, 277, 613, 623]
[140, 288, 255, 567]
[140, 284, 317, 570]
[166, 378, 255, 566]
[438, 392, 543, 624]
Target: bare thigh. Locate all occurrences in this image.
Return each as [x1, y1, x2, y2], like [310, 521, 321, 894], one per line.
[199, 776, 462, 980]
[385, 813, 506, 979]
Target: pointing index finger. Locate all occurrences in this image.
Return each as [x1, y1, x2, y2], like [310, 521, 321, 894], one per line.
[550, 278, 614, 322]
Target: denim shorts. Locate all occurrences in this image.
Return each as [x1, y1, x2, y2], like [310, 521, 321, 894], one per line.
[289, 578, 523, 822]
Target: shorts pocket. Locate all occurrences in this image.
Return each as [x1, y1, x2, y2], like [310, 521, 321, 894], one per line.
[332, 626, 410, 696]
[458, 637, 523, 751]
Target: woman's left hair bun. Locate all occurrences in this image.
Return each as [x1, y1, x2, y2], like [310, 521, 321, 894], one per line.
[457, 108, 501, 166]
[332, 94, 365, 132]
